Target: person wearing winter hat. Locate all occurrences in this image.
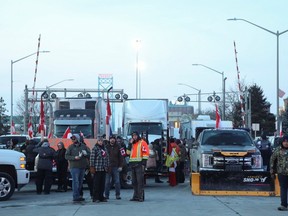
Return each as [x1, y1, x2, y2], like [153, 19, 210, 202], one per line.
[65, 134, 91, 202]
[126, 131, 149, 202]
[270, 135, 288, 211]
[33, 140, 56, 194]
[104, 135, 123, 200]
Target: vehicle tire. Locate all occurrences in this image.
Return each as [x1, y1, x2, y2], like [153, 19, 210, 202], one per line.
[0, 172, 15, 201]
[120, 167, 133, 189]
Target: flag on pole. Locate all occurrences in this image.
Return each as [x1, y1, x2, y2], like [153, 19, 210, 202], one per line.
[106, 96, 112, 139]
[28, 122, 33, 138]
[38, 96, 45, 134]
[279, 88, 285, 98]
[62, 127, 72, 138]
[11, 121, 16, 134]
[215, 104, 221, 129]
[106, 97, 112, 125]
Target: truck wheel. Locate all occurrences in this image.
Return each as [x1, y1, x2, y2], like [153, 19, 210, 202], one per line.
[120, 168, 133, 189]
[0, 172, 15, 201]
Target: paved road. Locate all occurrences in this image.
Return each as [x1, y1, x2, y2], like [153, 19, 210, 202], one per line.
[0, 177, 285, 216]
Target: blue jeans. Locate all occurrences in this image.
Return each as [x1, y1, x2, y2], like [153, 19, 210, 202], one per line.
[104, 167, 121, 197]
[70, 168, 85, 200]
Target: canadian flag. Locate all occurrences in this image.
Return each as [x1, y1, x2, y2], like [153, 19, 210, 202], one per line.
[279, 88, 286, 98]
[11, 121, 16, 134]
[215, 104, 221, 129]
[28, 121, 33, 138]
[62, 127, 72, 139]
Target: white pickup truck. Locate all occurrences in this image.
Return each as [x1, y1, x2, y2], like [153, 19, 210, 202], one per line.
[0, 149, 30, 201]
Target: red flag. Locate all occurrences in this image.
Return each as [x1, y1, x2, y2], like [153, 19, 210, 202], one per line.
[38, 97, 45, 134]
[28, 122, 33, 138]
[62, 127, 72, 138]
[279, 88, 285, 98]
[215, 104, 221, 129]
[11, 121, 16, 134]
[106, 97, 112, 125]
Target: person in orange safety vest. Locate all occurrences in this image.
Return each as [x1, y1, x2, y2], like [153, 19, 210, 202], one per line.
[126, 131, 149, 202]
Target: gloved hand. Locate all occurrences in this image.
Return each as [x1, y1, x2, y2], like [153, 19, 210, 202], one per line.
[82, 150, 87, 156]
[118, 167, 123, 172]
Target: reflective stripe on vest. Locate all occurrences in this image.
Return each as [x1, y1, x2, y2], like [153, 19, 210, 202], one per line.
[129, 140, 149, 162]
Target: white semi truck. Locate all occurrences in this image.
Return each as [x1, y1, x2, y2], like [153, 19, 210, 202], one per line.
[122, 99, 169, 143]
[122, 99, 170, 179]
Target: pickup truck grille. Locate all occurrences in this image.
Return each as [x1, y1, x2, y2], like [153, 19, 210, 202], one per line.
[212, 155, 253, 171]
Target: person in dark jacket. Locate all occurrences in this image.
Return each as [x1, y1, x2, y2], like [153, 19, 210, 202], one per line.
[25, 140, 38, 171]
[257, 133, 272, 171]
[55, 141, 68, 192]
[65, 134, 91, 202]
[104, 135, 123, 200]
[33, 141, 56, 194]
[175, 139, 187, 183]
[270, 135, 288, 211]
[90, 137, 110, 203]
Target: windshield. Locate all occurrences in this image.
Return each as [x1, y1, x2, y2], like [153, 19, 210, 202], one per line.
[128, 123, 163, 135]
[202, 130, 253, 146]
[0, 136, 28, 148]
[54, 125, 93, 138]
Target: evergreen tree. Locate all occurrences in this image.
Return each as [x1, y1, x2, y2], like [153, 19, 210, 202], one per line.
[0, 97, 9, 135]
[232, 101, 244, 128]
[232, 84, 275, 136]
[249, 84, 275, 135]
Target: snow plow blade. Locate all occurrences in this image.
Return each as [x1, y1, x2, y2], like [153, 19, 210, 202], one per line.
[191, 171, 280, 196]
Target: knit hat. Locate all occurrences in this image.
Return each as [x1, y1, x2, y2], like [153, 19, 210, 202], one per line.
[71, 134, 80, 142]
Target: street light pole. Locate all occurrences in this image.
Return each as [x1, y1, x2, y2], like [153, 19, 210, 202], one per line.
[135, 40, 141, 99]
[227, 17, 288, 135]
[192, 64, 226, 120]
[11, 50, 49, 134]
[178, 83, 201, 114]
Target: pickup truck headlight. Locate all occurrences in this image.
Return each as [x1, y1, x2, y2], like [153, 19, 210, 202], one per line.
[201, 153, 213, 168]
[20, 156, 26, 169]
[251, 155, 262, 169]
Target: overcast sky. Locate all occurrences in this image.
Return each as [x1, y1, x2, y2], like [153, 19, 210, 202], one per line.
[1, 0, 288, 125]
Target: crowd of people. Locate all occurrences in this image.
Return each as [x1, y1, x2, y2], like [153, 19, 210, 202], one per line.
[7, 130, 288, 211]
[8, 132, 189, 203]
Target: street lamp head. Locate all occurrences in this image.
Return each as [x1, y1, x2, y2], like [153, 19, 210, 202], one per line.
[227, 18, 238, 21]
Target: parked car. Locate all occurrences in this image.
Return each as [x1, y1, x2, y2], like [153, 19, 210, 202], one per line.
[0, 134, 30, 149]
[190, 129, 263, 172]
